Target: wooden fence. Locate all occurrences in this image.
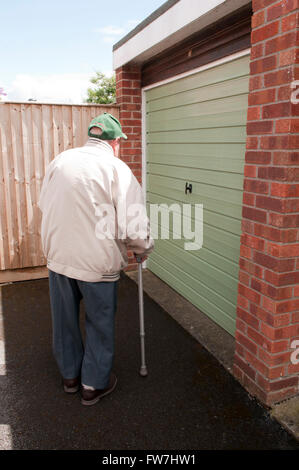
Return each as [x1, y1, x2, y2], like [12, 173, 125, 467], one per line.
[0, 102, 119, 283]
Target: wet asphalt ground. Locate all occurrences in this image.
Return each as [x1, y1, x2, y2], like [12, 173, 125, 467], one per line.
[0, 274, 299, 450]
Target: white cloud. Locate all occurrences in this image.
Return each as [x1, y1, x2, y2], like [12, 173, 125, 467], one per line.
[95, 26, 126, 36]
[94, 19, 140, 44]
[102, 36, 118, 44]
[6, 73, 98, 104]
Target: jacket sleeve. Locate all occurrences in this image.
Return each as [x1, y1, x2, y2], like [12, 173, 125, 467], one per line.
[38, 153, 62, 212]
[113, 162, 154, 257]
[38, 163, 52, 212]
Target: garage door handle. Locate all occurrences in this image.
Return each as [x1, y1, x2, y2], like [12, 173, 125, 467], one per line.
[185, 182, 192, 194]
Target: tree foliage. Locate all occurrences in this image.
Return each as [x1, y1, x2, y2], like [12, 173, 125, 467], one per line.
[85, 72, 116, 104]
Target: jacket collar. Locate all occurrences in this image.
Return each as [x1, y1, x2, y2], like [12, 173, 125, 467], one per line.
[84, 137, 114, 155]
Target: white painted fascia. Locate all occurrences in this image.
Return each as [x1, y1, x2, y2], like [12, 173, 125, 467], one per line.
[113, 0, 251, 69]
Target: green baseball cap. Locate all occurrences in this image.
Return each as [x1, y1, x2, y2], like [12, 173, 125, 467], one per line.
[88, 112, 127, 140]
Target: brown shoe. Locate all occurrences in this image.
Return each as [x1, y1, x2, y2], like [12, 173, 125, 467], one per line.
[81, 373, 117, 406]
[63, 377, 80, 394]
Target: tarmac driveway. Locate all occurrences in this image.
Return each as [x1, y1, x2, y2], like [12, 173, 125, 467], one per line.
[0, 274, 298, 450]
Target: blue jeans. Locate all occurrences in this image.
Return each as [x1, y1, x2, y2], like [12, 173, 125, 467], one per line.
[48, 270, 118, 389]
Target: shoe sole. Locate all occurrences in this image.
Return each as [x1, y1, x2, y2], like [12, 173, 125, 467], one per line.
[81, 376, 117, 406]
[64, 385, 80, 394]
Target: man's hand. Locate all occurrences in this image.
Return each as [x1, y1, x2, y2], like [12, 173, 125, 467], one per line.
[135, 254, 148, 263]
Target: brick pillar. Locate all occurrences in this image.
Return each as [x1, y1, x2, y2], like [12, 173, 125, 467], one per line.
[115, 64, 142, 271]
[234, 0, 299, 405]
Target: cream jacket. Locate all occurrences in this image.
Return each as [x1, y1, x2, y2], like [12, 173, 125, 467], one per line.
[38, 138, 154, 282]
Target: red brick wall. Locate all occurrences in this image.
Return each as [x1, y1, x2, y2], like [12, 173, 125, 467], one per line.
[116, 64, 142, 271]
[234, 0, 299, 405]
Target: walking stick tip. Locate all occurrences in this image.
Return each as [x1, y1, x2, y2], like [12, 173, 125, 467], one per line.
[139, 366, 148, 377]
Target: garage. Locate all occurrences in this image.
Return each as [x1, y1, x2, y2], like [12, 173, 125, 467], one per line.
[114, 0, 299, 404]
[145, 53, 250, 335]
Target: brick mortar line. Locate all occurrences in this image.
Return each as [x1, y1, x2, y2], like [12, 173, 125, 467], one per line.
[248, 98, 299, 107]
[248, 89, 298, 97]
[237, 292, 299, 324]
[238, 267, 299, 290]
[240, 269, 299, 290]
[236, 337, 299, 373]
[235, 323, 299, 357]
[251, 44, 299, 61]
[249, 65, 298, 79]
[247, 123, 298, 129]
[241, 233, 299, 246]
[236, 338, 297, 372]
[237, 307, 299, 333]
[234, 342, 293, 382]
[244, 160, 299, 164]
[252, 5, 299, 20]
[238, 274, 299, 294]
[242, 202, 299, 213]
[248, 95, 299, 103]
[241, 215, 299, 222]
[242, 209, 299, 218]
[246, 154, 299, 161]
[251, 31, 298, 48]
[242, 187, 299, 194]
[248, 129, 299, 134]
[243, 187, 299, 193]
[240, 231, 299, 244]
[236, 352, 298, 382]
[248, 63, 297, 77]
[243, 170, 299, 175]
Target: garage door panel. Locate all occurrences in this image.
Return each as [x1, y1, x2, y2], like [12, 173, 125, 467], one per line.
[147, 55, 250, 101]
[151, 249, 238, 319]
[148, 153, 244, 173]
[147, 94, 249, 122]
[149, 218, 241, 279]
[148, 142, 246, 160]
[147, 193, 242, 226]
[148, 255, 236, 335]
[148, 163, 244, 190]
[147, 174, 244, 203]
[147, 126, 247, 144]
[146, 54, 249, 335]
[147, 109, 247, 133]
[147, 194, 242, 236]
[152, 240, 239, 305]
[147, 75, 250, 113]
[152, 217, 238, 276]
[149, 212, 241, 264]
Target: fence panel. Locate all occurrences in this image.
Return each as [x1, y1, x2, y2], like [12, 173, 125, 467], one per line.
[0, 102, 119, 280]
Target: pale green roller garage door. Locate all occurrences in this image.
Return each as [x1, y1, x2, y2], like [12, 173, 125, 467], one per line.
[145, 54, 250, 336]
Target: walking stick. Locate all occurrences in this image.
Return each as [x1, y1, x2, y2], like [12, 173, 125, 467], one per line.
[136, 256, 148, 377]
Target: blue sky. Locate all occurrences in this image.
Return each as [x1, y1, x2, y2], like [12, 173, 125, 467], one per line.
[1, 0, 165, 102]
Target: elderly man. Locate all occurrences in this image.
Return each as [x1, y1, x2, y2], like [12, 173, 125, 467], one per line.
[38, 113, 154, 406]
